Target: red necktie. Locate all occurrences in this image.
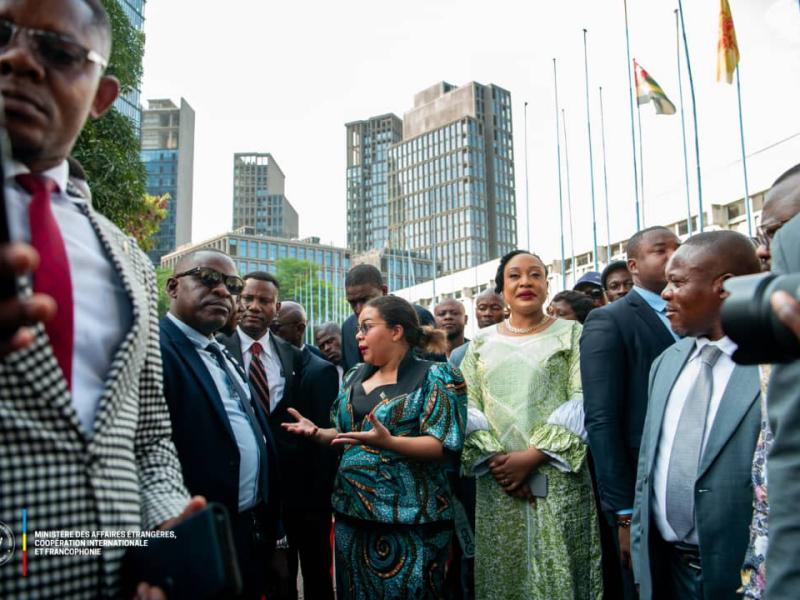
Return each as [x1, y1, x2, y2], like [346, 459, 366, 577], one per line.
[249, 342, 271, 415]
[17, 174, 74, 388]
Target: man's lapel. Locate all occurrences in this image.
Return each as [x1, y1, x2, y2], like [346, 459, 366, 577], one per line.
[627, 290, 675, 348]
[161, 318, 236, 442]
[76, 203, 148, 435]
[644, 339, 694, 474]
[269, 334, 296, 411]
[697, 364, 759, 478]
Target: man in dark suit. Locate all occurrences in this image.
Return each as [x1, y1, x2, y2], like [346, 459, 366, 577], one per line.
[632, 231, 762, 599]
[272, 301, 339, 600]
[161, 251, 281, 600]
[315, 322, 344, 383]
[580, 225, 680, 597]
[341, 264, 436, 371]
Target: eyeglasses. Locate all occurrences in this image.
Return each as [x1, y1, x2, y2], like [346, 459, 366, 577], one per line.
[0, 19, 108, 73]
[756, 218, 791, 251]
[173, 267, 245, 295]
[356, 321, 387, 336]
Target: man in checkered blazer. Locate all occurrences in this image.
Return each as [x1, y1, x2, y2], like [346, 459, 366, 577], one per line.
[0, 0, 198, 597]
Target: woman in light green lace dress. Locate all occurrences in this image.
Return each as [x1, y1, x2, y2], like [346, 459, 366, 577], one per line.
[460, 251, 602, 599]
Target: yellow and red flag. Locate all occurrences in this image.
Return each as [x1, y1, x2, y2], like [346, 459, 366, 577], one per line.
[634, 60, 676, 115]
[717, 0, 740, 83]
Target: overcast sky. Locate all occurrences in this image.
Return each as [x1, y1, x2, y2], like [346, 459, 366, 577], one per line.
[141, 0, 800, 263]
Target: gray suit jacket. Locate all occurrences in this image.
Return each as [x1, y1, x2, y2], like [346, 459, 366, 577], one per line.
[0, 174, 189, 599]
[764, 213, 800, 598]
[632, 337, 760, 600]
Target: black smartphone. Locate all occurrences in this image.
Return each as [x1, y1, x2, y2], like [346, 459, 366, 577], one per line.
[528, 473, 548, 498]
[120, 503, 243, 600]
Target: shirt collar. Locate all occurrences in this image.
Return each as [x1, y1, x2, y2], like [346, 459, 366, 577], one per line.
[691, 336, 737, 361]
[167, 312, 215, 349]
[632, 285, 667, 313]
[7, 159, 70, 196]
[237, 326, 274, 358]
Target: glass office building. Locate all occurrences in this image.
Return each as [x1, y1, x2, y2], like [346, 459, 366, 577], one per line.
[346, 114, 403, 254]
[117, 0, 146, 131]
[233, 153, 299, 239]
[387, 82, 517, 277]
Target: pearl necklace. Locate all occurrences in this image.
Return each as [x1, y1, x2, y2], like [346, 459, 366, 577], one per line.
[503, 315, 553, 335]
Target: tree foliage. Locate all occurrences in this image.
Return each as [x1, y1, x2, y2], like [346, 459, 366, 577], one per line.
[155, 266, 171, 318]
[71, 0, 161, 247]
[274, 259, 347, 328]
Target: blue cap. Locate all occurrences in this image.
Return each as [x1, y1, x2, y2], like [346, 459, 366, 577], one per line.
[574, 271, 603, 290]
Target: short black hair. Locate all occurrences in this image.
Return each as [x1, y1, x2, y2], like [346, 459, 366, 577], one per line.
[174, 248, 233, 273]
[243, 271, 280, 290]
[626, 226, 675, 259]
[314, 322, 341, 338]
[345, 264, 384, 289]
[773, 163, 800, 187]
[601, 260, 629, 290]
[494, 250, 548, 294]
[680, 230, 761, 276]
[552, 290, 595, 324]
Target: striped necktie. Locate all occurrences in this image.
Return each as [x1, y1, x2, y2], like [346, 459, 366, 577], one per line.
[249, 342, 271, 415]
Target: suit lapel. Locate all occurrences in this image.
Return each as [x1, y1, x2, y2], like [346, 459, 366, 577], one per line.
[162, 318, 236, 442]
[645, 340, 694, 474]
[219, 332, 245, 367]
[628, 291, 675, 348]
[697, 365, 759, 478]
[270, 334, 295, 411]
[79, 204, 149, 436]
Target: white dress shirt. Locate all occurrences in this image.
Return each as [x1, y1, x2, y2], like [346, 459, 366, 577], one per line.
[652, 336, 738, 544]
[167, 314, 260, 511]
[5, 160, 131, 433]
[237, 327, 286, 413]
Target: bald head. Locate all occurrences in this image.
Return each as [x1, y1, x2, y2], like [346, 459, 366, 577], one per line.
[272, 301, 307, 348]
[675, 230, 761, 278]
[174, 249, 233, 274]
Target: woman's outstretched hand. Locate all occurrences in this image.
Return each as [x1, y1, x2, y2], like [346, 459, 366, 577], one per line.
[282, 408, 318, 438]
[332, 413, 392, 448]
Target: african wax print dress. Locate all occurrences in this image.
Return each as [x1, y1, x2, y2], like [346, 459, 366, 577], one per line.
[460, 319, 603, 600]
[331, 352, 467, 599]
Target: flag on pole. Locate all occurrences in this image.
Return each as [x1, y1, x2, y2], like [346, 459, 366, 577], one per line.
[716, 0, 740, 84]
[634, 60, 677, 115]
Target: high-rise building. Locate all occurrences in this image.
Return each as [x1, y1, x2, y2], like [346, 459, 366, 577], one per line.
[233, 153, 299, 239]
[387, 82, 517, 276]
[141, 98, 195, 265]
[117, 0, 146, 131]
[345, 114, 403, 254]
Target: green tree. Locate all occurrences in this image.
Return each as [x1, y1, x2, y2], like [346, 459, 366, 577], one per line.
[71, 0, 162, 248]
[155, 266, 171, 318]
[274, 259, 347, 337]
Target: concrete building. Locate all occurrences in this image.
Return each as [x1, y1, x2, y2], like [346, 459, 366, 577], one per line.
[233, 153, 299, 239]
[161, 227, 351, 323]
[141, 98, 195, 265]
[351, 247, 433, 293]
[346, 114, 403, 254]
[387, 81, 518, 277]
[394, 185, 770, 338]
[117, 0, 146, 130]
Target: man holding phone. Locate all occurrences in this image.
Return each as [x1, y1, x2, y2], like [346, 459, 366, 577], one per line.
[0, 1, 200, 598]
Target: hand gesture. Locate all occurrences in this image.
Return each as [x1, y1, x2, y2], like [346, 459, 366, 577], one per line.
[332, 413, 392, 449]
[282, 408, 318, 438]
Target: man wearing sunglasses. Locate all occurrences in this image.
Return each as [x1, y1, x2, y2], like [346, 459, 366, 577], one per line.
[0, 1, 199, 598]
[161, 250, 282, 600]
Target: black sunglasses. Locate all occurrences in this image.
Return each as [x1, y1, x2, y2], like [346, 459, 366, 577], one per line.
[173, 267, 245, 295]
[0, 18, 108, 73]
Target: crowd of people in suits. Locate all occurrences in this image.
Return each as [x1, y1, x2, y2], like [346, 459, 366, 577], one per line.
[2, 1, 800, 600]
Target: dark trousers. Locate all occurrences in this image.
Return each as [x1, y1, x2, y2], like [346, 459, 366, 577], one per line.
[650, 532, 704, 600]
[284, 510, 335, 600]
[231, 503, 276, 600]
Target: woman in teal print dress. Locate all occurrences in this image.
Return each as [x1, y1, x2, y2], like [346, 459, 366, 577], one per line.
[461, 250, 602, 600]
[283, 295, 467, 599]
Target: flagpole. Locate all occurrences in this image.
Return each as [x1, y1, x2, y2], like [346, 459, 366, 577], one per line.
[599, 86, 612, 263]
[553, 58, 567, 289]
[583, 29, 599, 272]
[524, 100, 531, 248]
[735, 66, 753, 237]
[623, 0, 641, 229]
[677, 0, 705, 231]
[636, 94, 645, 225]
[675, 9, 693, 236]
[562, 108, 577, 287]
